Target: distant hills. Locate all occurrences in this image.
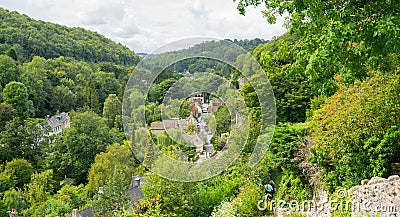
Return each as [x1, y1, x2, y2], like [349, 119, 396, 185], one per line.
[0, 7, 269, 68]
[0, 7, 140, 66]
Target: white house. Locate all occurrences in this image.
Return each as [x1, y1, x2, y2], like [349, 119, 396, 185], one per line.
[46, 112, 70, 136]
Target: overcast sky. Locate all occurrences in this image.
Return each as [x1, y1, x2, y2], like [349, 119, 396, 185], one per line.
[0, 0, 287, 53]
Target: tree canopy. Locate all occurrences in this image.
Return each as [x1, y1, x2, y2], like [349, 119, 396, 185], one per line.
[0, 7, 140, 66]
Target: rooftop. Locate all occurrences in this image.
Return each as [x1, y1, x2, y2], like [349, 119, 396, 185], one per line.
[46, 112, 70, 129]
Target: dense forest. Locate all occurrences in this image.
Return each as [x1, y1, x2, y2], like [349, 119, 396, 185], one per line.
[0, 0, 399, 216]
[0, 8, 140, 66]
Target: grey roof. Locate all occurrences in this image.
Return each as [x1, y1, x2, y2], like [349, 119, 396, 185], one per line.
[126, 186, 144, 204]
[150, 119, 188, 130]
[47, 112, 70, 129]
[77, 207, 94, 217]
[127, 176, 145, 205]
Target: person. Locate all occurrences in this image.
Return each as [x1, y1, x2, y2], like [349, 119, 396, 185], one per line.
[265, 180, 275, 196]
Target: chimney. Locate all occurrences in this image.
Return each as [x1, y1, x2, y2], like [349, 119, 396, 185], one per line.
[71, 209, 78, 217]
[10, 209, 18, 217]
[135, 177, 141, 187]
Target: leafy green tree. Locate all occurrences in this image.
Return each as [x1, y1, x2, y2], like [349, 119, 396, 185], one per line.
[57, 184, 90, 211]
[0, 118, 25, 163]
[83, 80, 100, 114]
[4, 159, 33, 189]
[147, 79, 177, 104]
[0, 103, 16, 132]
[234, 181, 264, 216]
[1, 188, 28, 214]
[215, 104, 231, 135]
[0, 118, 49, 164]
[140, 161, 252, 217]
[50, 85, 77, 113]
[29, 198, 71, 217]
[49, 111, 113, 184]
[0, 55, 21, 88]
[141, 174, 198, 217]
[97, 62, 129, 79]
[236, 0, 399, 96]
[310, 73, 400, 189]
[145, 103, 161, 125]
[0, 171, 14, 192]
[91, 171, 132, 216]
[3, 81, 34, 118]
[0, 118, 29, 163]
[6, 48, 18, 61]
[94, 71, 120, 109]
[20, 68, 52, 117]
[24, 170, 56, 206]
[269, 123, 307, 173]
[240, 82, 260, 108]
[179, 100, 191, 119]
[87, 142, 137, 193]
[103, 94, 122, 129]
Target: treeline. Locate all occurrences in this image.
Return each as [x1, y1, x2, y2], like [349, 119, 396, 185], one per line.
[0, 55, 132, 118]
[0, 7, 140, 66]
[144, 38, 266, 74]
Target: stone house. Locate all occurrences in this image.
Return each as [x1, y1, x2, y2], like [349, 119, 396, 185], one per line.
[186, 92, 206, 104]
[46, 112, 70, 136]
[150, 118, 195, 135]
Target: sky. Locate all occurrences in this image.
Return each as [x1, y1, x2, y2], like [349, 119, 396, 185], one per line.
[0, 0, 287, 53]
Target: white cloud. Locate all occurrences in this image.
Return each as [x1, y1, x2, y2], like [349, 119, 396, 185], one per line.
[0, 0, 287, 52]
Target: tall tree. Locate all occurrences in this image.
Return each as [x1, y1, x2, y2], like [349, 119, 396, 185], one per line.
[310, 74, 400, 189]
[21, 69, 52, 117]
[87, 142, 137, 193]
[0, 55, 21, 88]
[48, 111, 113, 184]
[215, 104, 231, 135]
[4, 159, 33, 189]
[0, 103, 16, 132]
[83, 80, 100, 114]
[50, 85, 77, 113]
[0, 118, 29, 162]
[2, 189, 29, 214]
[93, 72, 120, 110]
[236, 0, 400, 95]
[3, 81, 34, 118]
[23, 170, 56, 207]
[102, 94, 122, 129]
[179, 100, 191, 119]
[0, 118, 49, 164]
